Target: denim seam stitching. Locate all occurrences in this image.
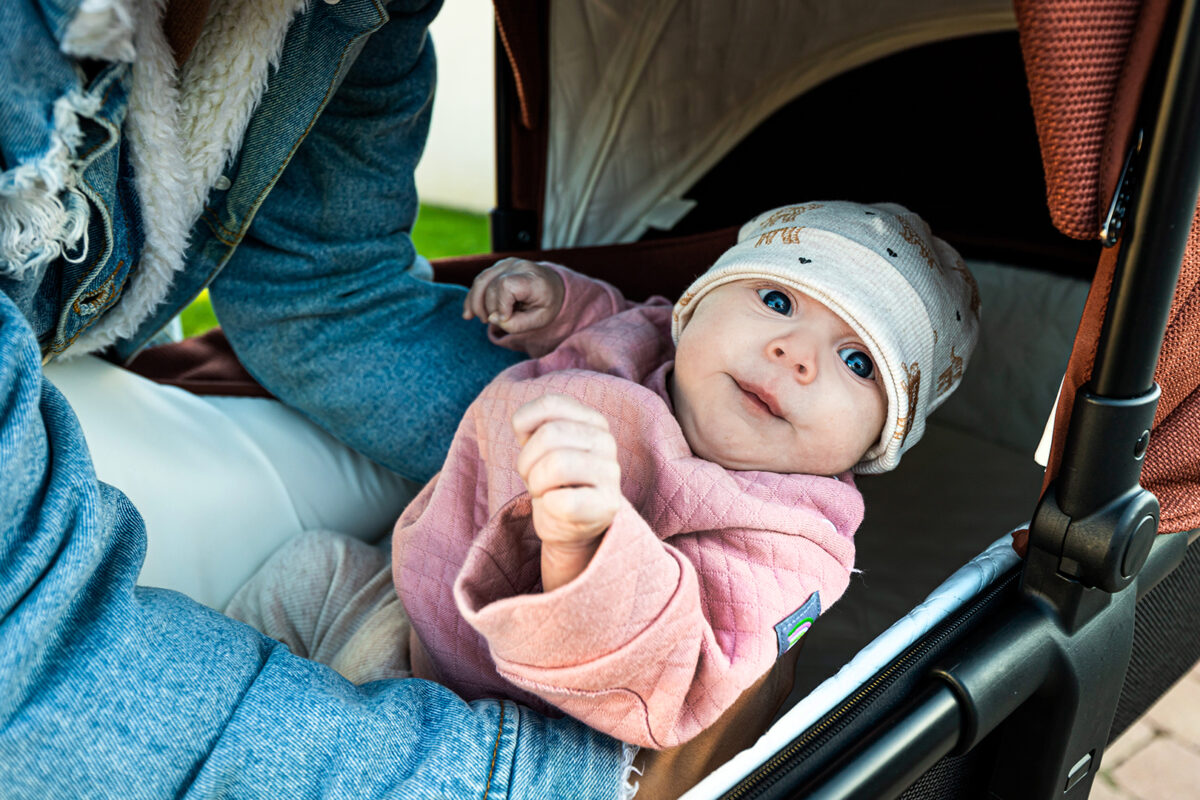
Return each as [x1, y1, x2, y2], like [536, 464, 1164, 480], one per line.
[225, 3, 387, 245]
[52, 157, 124, 348]
[201, 203, 239, 242]
[483, 701, 505, 800]
[74, 77, 122, 163]
[201, 209, 241, 247]
[76, 136, 108, 165]
[53, 261, 133, 353]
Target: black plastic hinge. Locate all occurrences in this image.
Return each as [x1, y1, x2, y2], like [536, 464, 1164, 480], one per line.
[1029, 485, 1159, 595]
[1026, 385, 1160, 605]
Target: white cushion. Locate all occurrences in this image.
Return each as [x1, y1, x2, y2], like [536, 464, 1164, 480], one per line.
[44, 356, 420, 609]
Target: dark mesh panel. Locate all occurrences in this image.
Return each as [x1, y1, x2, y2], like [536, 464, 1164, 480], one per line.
[896, 733, 1000, 800]
[1110, 539, 1200, 738]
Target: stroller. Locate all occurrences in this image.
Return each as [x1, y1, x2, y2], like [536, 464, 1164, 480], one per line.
[133, 0, 1200, 797]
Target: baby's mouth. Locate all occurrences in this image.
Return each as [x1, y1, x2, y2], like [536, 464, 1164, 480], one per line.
[734, 378, 783, 418]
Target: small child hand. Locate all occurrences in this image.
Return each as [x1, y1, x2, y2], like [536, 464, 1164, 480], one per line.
[463, 258, 566, 334]
[511, 394, 622, 592]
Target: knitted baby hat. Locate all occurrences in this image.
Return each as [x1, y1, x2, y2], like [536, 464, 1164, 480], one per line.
[671, 201, 980, 474]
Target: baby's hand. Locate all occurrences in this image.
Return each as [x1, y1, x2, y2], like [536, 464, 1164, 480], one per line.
[512, 394, 622, 592]
[463, 258, 565, 334]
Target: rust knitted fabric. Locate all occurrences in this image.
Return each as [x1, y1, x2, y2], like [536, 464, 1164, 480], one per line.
[1020, 0, 1200, 546]
[1015, 0, 1142, 239]
[1042, 205, 1200, 537]
[1142, 206, 1200, 533]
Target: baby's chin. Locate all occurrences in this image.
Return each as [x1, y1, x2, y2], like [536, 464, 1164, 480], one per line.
[685, 431, 861, 476]
[686, 437, 827, 475]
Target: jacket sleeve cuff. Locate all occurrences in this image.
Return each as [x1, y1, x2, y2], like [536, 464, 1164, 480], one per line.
[455, 499, 688, 669]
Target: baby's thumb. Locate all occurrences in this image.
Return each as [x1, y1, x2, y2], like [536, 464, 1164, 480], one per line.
[501, 305, 555, 334]
[486, 283, 520, 327]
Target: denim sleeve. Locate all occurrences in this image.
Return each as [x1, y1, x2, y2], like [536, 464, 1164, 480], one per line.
[209, 0, 521, 484]
[0, 293, 625, 800]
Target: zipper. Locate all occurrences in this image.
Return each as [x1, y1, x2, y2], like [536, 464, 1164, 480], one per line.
[723, 566, 1022, 799]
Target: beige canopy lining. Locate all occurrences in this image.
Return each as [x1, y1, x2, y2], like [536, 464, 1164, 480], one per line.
[497, 0, 1018, 247]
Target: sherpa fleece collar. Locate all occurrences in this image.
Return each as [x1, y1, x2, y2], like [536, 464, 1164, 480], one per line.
[67, 0, 309, 356]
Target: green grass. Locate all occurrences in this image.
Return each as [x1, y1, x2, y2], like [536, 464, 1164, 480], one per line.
[179, 290, 220, 338]
[412, 204, 490, 260]
[179, 204, 488, 338]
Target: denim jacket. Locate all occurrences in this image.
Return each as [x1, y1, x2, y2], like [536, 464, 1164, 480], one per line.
[1, 0, 432, 362]
[0, 2, 630, 796]
[2, 0, 523, 482]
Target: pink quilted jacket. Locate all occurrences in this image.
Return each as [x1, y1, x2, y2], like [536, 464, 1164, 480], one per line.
[392, 266, 862, 749]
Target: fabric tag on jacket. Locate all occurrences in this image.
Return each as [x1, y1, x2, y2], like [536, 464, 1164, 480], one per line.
[774, 592, 821, 658]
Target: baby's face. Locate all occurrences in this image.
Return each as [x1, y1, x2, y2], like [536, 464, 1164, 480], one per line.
[670, 279, 887, 475]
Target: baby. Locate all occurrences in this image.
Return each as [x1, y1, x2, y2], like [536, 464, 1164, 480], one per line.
[227, 201, 980, 750]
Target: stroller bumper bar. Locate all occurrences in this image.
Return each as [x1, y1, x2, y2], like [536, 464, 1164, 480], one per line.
[792, 531, 1189, 800]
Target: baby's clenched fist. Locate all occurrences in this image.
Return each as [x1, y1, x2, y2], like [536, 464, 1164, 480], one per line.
[511, 394, 621, 591]
[463, 258, 565, 334]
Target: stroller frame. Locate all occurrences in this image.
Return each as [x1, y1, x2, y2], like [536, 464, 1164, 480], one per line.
[722, 1, 1200, 797]
[487, 1, 1200, 797]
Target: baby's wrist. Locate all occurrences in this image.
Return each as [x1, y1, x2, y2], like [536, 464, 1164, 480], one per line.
[540, 536, 604, 592]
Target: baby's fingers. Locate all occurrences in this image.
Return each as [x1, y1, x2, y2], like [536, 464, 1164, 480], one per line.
[511, 394, 610, 447]
[463, 258, 528, 321]
[483, 272, 533, 326]
[463, 264, 502, 321]
[521, 445, 621, 502]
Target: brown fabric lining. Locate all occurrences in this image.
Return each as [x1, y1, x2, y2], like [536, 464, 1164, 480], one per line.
[126, 328, 275, 398]
[633, 646, 802, 800]
[1034, 238, 1121, 526]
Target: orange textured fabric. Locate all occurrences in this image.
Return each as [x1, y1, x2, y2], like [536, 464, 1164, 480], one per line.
[1015, 0, 1142, 239]
[1036, 204, 1200, 544]
[1014, 0, 1195, 556]
[1141, 206, 1200, 533]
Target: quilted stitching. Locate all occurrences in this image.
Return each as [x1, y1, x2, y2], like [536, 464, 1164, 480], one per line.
[391, 268, 863, 746]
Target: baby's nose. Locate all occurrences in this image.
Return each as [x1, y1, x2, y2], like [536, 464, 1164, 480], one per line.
[769, 339, 818, 384]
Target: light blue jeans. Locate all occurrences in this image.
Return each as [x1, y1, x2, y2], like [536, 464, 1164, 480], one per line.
[0, 291, 627, 799]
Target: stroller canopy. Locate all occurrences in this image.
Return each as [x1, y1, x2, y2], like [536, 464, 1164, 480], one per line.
[496, 0, 1016, 247]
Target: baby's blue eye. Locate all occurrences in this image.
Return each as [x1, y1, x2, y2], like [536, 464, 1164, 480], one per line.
[757, 288, 792, 315]
[839, 347, 875, 379]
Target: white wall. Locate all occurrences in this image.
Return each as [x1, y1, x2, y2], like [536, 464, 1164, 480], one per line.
[415, 0, 496, 213]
